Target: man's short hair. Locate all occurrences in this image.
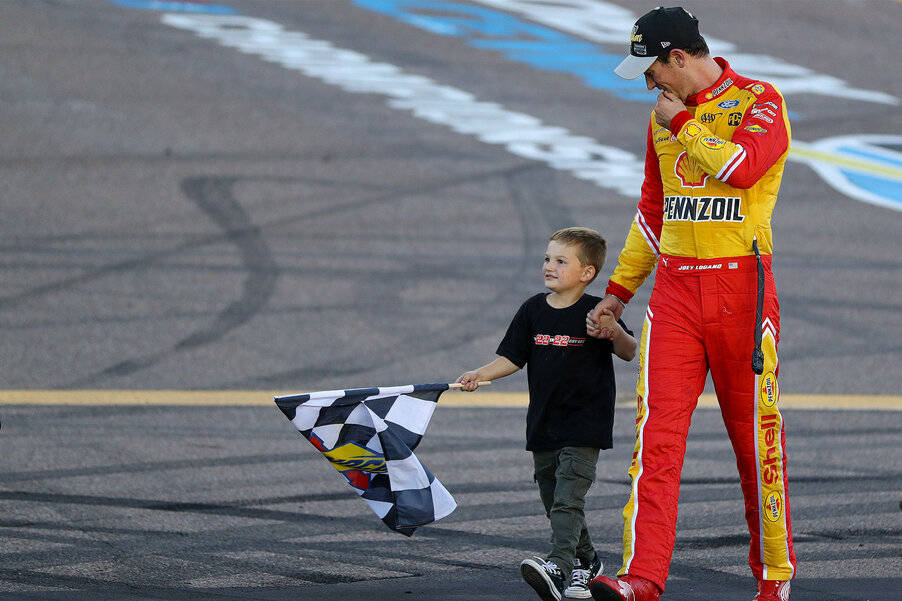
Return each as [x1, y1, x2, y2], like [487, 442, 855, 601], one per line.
[659, 36, 710, 63]
[549, 227, 607, 283]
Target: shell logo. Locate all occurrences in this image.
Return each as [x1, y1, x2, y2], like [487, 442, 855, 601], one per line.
[764, 491, 783, 522]
[674, 152, 709, 188]
[684, 122, 703, 138]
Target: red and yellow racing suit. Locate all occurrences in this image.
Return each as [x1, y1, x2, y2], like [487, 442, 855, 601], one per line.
[606, 58, 797, 590]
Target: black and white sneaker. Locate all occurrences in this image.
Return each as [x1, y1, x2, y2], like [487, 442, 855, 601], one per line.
[520, 556, 565, 601]
[564, 552, 603, 599]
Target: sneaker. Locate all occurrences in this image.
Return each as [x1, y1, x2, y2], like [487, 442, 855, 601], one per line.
[754, 580, 790, 601]
[520, 556, 565, 601]
[589, 574, 660, 601]
[564, 552, 603, 599]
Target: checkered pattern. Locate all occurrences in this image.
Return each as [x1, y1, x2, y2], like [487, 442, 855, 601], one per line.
[275, 383, 457, 536]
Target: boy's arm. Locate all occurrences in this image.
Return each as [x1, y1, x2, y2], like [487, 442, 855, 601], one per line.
[457, 356, 521, 391]
[609, 324, 637, 362]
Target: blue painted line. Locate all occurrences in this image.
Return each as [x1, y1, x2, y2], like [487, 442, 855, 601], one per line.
[842, 170, 902, 205]
[112, 0, 238, 14]
[353, 0, 651, 102]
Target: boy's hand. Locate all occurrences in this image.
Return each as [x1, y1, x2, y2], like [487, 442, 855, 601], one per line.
[588, 307, 619, 340]
[456, 371, 481, 391]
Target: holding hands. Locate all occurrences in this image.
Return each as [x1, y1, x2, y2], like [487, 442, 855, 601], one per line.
[586, 307, 619, 341]
[586, 295, 624, 339]
[586, 295, 637, 361]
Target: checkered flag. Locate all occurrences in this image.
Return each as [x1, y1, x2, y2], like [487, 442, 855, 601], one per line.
[275, 382, 457, 536]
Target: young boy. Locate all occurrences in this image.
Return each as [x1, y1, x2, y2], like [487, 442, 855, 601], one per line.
[457, 227, 636, 601]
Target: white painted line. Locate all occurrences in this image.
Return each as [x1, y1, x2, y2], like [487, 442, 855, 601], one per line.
[161, 13, 645, 197]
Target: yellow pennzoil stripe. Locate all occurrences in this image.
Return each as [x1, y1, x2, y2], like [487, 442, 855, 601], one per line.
[755, 327, 794, 579]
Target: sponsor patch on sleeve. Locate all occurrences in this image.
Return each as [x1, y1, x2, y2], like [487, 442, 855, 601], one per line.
[654, 126, 673, 143]
[745, 124, 768, 133]
[701, 136, 725, 149]
[683, 122, 703, 138]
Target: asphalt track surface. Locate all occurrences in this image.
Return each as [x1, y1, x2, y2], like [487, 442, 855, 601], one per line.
[1, 1, 901, 600]
[1, 403, 900, 601]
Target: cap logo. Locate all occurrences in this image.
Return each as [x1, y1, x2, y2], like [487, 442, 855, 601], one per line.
[633, 44, 647, 56]
[661, 41, 670, 48]
[631, 33, 643, 42]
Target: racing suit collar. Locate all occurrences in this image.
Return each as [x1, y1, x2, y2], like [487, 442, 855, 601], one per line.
[684, 57, 734, 106]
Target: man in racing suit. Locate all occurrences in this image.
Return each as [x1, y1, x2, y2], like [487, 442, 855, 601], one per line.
[585, 7, 796, 601]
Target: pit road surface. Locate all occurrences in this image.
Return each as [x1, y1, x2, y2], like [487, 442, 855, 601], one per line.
[1, 1, 900, 600]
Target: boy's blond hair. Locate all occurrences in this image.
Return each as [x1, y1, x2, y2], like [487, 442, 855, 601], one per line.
[549, 227, 607, 283]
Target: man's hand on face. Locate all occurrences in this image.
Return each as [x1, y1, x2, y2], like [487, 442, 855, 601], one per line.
[654, 90, 687, 130]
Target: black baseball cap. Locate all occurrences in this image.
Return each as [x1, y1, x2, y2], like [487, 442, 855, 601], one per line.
[614, 6, 701, 80]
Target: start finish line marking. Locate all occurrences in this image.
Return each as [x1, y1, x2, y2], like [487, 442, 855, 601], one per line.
[156, 13, 902, 212]
[0, 390, 899, 410]
[159, 13, 644, 197]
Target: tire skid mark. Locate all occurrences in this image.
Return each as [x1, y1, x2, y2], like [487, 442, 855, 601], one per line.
[65, 177, 278, 385]
[230, 165, 572, 388]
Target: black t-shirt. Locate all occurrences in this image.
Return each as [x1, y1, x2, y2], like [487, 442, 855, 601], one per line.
[496, 293, 633, 452]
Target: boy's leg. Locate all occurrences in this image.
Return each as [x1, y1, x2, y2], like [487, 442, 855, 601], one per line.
[523, 451, 566, 600]
[547, 446, 599, 575]
[575, 522, 595, 564]
[533, 449, 559, 522]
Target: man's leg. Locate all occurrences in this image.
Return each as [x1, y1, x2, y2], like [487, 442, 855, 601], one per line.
[706, 271, 796, 582]
[618, 282, 708, 592]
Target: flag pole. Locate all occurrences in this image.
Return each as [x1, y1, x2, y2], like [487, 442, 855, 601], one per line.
[448, 381, 492, 389]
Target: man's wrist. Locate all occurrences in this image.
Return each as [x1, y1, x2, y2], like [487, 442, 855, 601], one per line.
[604, 281, 634, 304]
[606, 293, 627, 308]
[669, 110, 693, 134]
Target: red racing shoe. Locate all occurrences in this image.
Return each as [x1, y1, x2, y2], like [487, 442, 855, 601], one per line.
[754, 580, 790, 600]
[589, 574, 660, 601]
